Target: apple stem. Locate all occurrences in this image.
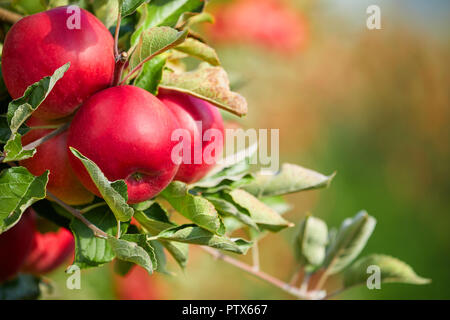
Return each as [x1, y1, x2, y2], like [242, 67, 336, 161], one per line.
[112, 52, 128, 86]
[47, 191, 109, 239]
[200, 246, 321, 300]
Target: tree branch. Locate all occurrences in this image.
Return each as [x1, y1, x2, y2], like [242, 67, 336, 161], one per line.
[201, 246, 320, 299]
[0, 7, 22, 24]
[46, 191, 109, 239]
[23, 122, 70, 150]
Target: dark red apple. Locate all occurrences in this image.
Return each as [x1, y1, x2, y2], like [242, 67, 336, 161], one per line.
[1, 6, 115, 120]
[67, 85, 180, 204]
[158, 89, 225, 184]
[0, 211, 35, 283]
[22, 225, 74, 275]
[19, 117, 94, 205]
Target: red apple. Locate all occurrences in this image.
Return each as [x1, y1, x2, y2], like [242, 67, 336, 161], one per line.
[67, 85, 180, 204]
[114, 265, 164, 300]
[22, 225, 74, 275]
[0, 210, 35, 283]
[19, 117, 94, 205]
[1, 6, 115, 120]
[158, 89, 225, 183]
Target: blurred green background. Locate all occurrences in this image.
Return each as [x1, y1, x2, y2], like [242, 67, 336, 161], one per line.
[41, 0, 449, 300]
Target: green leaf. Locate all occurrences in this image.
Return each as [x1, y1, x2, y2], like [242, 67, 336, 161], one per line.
[134, 54, 167, 95]
[160, 181, 221, 234]
[93, 0, 119, 28]
[131, 0, 205, 46]
[201, 143, 258, 181]
[2, 133, 35, 162]
[120, 0, 150, 17]
[260, 196, 292, 215]
[149, 240, 168, 273]
[120, 234, 157, 273]
[108, 236, 154, 274]
[176, 12, 214, 29]
[69, 147, 134, 222]
[227, 189, 293, 232]
[0, 274, 41, 300]
[129, 27, 188, 74]
[294, 215, 328, 269]
[70, 208, 127, 268]
[161, 239, 189, 269]
[7, 63, 70, 135]
[243, 163, 335, 198]
[323, 211, 376, 274]
[0, 116, 29, 144]
[204, 195, 259, 231]
[160, 65, 248, 117]
[157, 225, 252, 254]
[343, 254, 431, 288]
[175, 38, 221, 66]
[133, 201, 188, 269]
[133, 202, 175, 234]
[0, 167, 48, 234]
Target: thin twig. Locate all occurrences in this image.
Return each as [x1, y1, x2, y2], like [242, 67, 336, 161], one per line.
[201, 246, 309, 299]
[0, 7, 22, 24]
[23, 122, 70, 150]
[289, 267, 303, 286]
[80, 202, 108, 214]
[47, 191, 109, 239]
[252, 240, 260, 272]
[0, 123, 70, 163]
[114, 7, 122, 60]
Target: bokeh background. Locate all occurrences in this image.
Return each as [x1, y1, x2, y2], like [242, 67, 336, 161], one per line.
[41, 0, 449, 300]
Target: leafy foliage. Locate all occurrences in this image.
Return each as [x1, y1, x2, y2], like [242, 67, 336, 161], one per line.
[7, 63, 69, 136]
[0, 167, 48, 233]
[131, 0, 205, 46]
[70, 148, 134, 222]
[70, 208, 127, 268]
[161, 181, 222, 234]
[157, 224, 252, 254]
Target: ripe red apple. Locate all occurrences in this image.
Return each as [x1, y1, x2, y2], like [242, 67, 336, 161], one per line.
[207, 0, 308, 54]
[0, 211, 35, 283]
[19, 117, 94, 205]
[22, 225, 74, 275]
[158, 89, 225, 183]
[1, 6, 115, 120]
[67, 85, 180, 204]
[114, 265, 164, 300]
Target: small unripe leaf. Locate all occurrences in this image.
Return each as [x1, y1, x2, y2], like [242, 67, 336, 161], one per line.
[294, 215, 328, 269]
[323, 211, 376, 274]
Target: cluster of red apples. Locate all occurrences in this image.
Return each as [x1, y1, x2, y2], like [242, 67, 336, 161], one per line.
[0, 7, 224, 284]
